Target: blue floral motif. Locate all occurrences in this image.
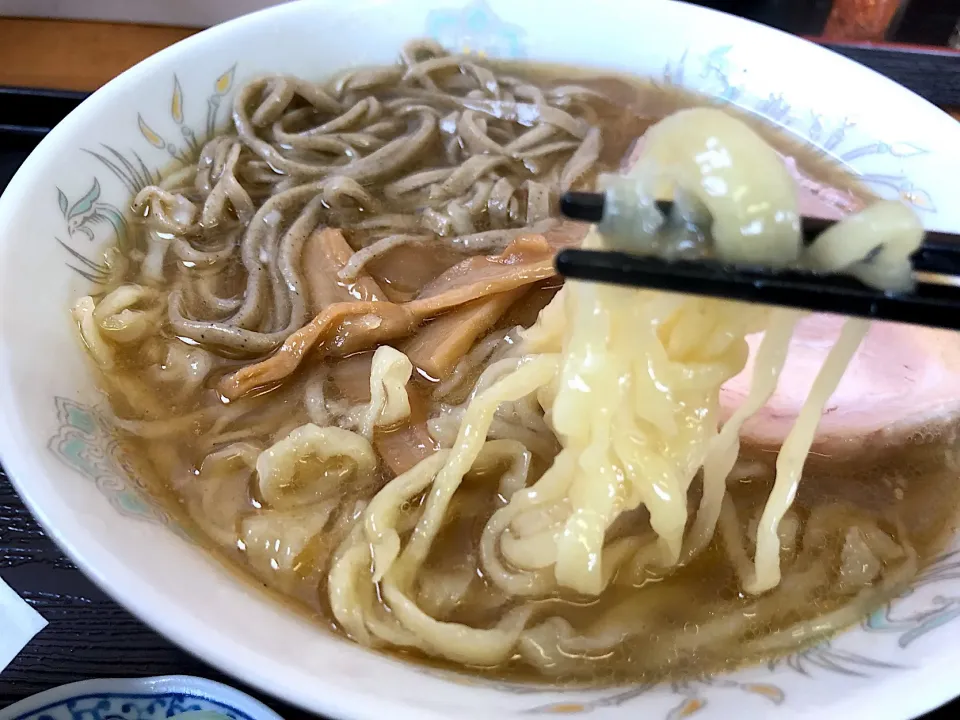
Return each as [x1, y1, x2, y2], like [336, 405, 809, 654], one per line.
[768, 640, 905, 677]
[9, 692, 251, 720]
[54, 178, 127, 284]
[873, 596, 960, 649]
[57, 65, 236, 284]
[47, 396, 175, 529]
[861, 550, 960, 648]
[427, 0, 526, 58]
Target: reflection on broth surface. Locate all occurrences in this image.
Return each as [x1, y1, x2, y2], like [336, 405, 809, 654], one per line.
[71, 40, 960, 685]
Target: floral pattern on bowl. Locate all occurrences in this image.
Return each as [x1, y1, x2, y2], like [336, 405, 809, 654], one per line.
[48, 396, 170, 526]
[0, 676, 283, 720]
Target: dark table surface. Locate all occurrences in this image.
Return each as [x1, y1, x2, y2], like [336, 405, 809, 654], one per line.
[0, 467, 306, 717]
[0, 84, 957, 720]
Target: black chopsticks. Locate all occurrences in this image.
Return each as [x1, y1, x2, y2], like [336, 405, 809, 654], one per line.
[554, 249, 960, 329]
[556, 192, 960, 330]
[555, 191, 960, 331]
[559, 191, 960, 277]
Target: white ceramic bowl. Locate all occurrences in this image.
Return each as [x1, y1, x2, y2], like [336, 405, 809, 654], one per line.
[2, 2, 960, 719]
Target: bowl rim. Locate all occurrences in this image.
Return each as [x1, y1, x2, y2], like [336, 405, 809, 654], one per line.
[1, 1, 960, 719]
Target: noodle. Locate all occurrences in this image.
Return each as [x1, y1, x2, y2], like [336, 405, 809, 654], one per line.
[324, 105, 922, 666]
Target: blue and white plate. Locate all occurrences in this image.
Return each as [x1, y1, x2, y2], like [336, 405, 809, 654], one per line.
[0, 676, 284, 720]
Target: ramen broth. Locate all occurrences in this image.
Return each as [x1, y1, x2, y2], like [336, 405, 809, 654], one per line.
[76, 53, 960, 685]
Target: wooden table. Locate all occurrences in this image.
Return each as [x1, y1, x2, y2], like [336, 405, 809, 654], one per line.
[0, 18, 194, 91]
[0, 15, 957, 720]
[0, 16, 958, 118]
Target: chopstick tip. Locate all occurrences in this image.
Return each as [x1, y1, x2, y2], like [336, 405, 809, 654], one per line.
[559, 191, 605, 223]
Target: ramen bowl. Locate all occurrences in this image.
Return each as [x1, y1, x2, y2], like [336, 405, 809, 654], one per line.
[1, 1, 960, 718]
